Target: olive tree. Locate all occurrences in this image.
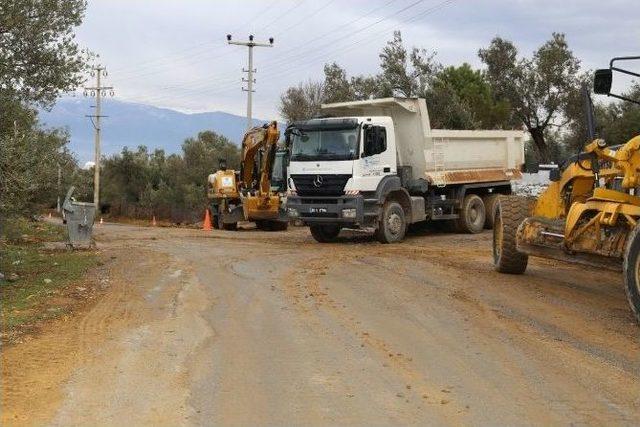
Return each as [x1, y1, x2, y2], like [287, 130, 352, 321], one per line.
[479, 33, 581, 162]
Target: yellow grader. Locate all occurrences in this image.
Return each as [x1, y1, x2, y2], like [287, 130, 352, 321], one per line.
[493, 56, 640, 322]
[207, 121, 288, 231]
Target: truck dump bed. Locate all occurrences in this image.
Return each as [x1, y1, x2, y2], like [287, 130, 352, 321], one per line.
[321, 98, 526, 185]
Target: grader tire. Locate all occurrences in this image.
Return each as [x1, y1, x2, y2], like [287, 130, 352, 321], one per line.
[483, 194, 500, 229]
[622, 225, 640, 323]
[493, 196, 531, 274]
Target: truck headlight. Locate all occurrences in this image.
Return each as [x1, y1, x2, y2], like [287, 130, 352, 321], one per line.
[288, 208, 299, 217]
[342, 208, 357, 218]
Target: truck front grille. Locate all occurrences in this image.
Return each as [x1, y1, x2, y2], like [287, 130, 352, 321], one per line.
[291, 174, 351, 196]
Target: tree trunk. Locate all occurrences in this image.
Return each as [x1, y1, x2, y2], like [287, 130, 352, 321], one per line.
[529, 127, 549, 163]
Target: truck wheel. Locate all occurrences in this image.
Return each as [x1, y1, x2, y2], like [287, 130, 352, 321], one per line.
[310, 224, 341, 243]
[493, 196, 530, 274]
[456, 194, 485, 234]
[483, 194, 500, 229]
[622, 225, 640, 323]
[376, 201, 406, 243]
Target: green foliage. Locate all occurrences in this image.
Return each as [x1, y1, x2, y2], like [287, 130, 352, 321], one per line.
[598, 84, 640, 145]
[0, 0, 92, 218]
[0, 218, 97, 332]
[0, 96, 79, 217]
[278, 80, 324, 123]
[0, 0, 92, 108]
[479, 33, 581, 161]
[323, 63, 353, 103]
[433, 64, 513, 129]
[280, 31, 510, 131]
[99, 131, 240, 222]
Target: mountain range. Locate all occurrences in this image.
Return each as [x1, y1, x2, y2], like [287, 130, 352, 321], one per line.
[38, 98, 265, 163]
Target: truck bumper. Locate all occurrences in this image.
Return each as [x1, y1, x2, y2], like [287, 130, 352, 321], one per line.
[287, 195, 378, 225]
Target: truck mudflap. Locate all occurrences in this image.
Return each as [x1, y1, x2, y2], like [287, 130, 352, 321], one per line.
[287, 195, 379, 225]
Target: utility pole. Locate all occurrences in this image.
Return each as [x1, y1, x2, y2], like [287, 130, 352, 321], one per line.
[84, 66, 114, 208]
[56, 163, 61, 213]
[226, 34, 274, 130]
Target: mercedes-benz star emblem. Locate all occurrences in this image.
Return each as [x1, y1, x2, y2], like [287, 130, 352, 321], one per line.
[313, 175, 323, 187]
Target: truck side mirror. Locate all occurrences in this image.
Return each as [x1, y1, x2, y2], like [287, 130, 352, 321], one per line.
[594, 69, 612, 95]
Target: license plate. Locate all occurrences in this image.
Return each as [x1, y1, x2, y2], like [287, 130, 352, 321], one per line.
[309, 207, 327, 213]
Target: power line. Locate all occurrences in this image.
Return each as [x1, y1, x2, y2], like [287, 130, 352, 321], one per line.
[110, 2, 283, 76]
[113, 0, 401, 86]
[131, 0, 456, 106]
[129, 0, 410, 102]
[260, 0, 306, 33]
[273, 0, 337, 37]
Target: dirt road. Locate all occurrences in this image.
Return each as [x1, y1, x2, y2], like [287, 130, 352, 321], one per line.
[3, 223, 639, 425]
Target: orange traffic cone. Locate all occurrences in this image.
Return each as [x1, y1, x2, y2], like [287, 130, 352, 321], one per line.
[203, 209, 213, 231]
[152, 215, 157, 227]
[100, 217, 104, 225]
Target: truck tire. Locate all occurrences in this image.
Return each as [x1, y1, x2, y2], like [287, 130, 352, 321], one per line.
[622, 225, 640, 323]
[310, 224, 341, 243]
[493, 196, 530, 274]
[483, 194, 500, 229]
[455, 194, 485, 234]
[376, 201, 406, 243]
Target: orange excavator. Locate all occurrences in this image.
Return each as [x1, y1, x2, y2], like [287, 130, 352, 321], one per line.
[207, 121, 288, 231]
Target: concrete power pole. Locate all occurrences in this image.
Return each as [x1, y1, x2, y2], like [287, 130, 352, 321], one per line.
[226, 34, 274, 130]
[84, 66, 114, 208]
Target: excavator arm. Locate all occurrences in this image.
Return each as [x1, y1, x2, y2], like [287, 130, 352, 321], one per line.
[240, 121, 280, 196]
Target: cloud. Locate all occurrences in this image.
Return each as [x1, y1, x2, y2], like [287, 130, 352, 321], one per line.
[75, 0, 640, 119]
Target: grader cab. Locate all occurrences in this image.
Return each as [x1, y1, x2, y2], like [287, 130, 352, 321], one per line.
[493, 56, 640, 322]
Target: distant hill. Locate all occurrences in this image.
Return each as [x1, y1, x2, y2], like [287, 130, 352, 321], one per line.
[38, 98, 266, 162]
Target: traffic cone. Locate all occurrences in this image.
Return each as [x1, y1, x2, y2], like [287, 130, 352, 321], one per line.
[203, 209, 212, 231]
[48, 212, 52, 218]
[152, 215, 157, 227]
[100, 217, 104, 225]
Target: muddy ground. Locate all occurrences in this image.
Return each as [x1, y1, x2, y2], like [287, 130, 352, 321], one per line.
[2, 222, 639, 426]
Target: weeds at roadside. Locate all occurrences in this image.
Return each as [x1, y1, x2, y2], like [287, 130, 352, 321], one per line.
[0, 217, 98, 342]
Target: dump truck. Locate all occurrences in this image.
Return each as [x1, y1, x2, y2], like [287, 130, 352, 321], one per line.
[207, 121, 288, 231]
[493, 56, 640, 322]
[285, 97, 526, 243]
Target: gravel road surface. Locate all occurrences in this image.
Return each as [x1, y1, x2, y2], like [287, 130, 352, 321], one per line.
[3, 222, 639, 426]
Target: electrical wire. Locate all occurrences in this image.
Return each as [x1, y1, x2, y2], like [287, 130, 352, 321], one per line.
[125, 0, 456, 106]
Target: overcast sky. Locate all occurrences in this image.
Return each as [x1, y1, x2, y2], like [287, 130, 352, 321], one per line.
[74, 0, 639, 120]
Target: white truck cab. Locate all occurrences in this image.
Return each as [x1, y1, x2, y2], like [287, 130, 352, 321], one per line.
[285, 98, 525, 243]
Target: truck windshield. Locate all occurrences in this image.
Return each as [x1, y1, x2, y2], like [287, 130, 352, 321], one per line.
[290, 128, 359, 161]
